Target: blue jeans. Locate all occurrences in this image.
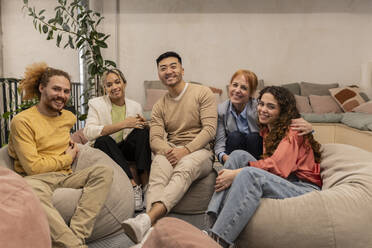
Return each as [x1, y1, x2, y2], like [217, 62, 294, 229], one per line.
[207, 150, 320, 245]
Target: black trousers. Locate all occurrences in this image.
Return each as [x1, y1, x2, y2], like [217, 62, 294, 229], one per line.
[94, 128, 151, 179]
[225, 131, 263, 160]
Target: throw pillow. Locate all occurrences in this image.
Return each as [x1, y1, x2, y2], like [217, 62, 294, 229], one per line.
[308, 95, 343, 114]
[352, 101, 372, 114]
[300, 82, 339, 96]
[283, 82, 301, 95]
[143, 217, 220, 248]
[329, 87, 365, 112]
[295, 95, 312, 113]
[359, 92, 370, 102]
[144, 88, 168, 111]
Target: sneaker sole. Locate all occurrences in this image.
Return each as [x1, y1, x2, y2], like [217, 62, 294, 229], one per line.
[122, 222, 139, 244]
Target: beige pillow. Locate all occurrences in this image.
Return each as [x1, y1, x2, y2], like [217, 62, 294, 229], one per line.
[352, 101, 372, 114]
[329, 87, 365, 112]
[308, 95, 343, 114]
[144, 88, 167, 111]
[295, 95, 312, 113]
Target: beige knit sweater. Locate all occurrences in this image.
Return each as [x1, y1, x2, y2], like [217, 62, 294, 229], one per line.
[150, 83, 217, 155]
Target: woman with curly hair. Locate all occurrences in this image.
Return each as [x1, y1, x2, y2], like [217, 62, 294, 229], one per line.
[206, 86, 322, 247]
[215, 69, 312, 163]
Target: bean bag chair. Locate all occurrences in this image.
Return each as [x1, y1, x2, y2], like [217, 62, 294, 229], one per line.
[0, 144, 134, 243]
[236, 143, 372, 248]
[0, 167, 51, 248]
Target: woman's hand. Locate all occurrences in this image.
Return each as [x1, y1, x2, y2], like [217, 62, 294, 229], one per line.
[215, 169, 239, 192]
[222, 154, 229, 163]
[123, 116, 146, 129]
[290, 118, 313, 136]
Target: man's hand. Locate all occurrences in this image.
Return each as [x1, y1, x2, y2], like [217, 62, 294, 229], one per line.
[165, 147, 190, 167]
[215, 169, 239, 192]
[290, 118, 313, 136]
[65, 141, 79, 161]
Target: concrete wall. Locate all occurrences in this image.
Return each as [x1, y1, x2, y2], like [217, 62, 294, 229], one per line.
[2, 0, 372, 105]
[2, 0, 79, 80]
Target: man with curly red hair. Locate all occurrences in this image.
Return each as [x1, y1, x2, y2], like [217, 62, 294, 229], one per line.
[8, 63, 113, 248]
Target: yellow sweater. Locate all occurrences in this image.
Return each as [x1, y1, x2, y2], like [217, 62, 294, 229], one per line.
[8, 106, 76, 176]
[150, 83, 217, 155]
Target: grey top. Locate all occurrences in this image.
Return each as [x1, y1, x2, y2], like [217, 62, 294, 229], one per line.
[214, 99, 259, 159]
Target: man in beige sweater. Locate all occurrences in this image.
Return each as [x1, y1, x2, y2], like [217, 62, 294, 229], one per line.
[122, 51, 217, 244]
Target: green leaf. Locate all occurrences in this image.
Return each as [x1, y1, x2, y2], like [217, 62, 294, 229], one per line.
[104, 60, 116, 67]
[42, 25, 48, 33]
[23, 0, 28, 4]
[38, 9, 46, 15]
[78, 114, 87, 121]
[97, 55, 103, 66]
[38, 23, 42, 33]
[68, 35, 74, 49]
[97, 32, 105, 38]
[46, 30, 53, 40]
[102, 34, 110, 42]
[62, 23, 70, 32]
[96, 40, 107, 48]
[76, 38, 85, 49]
[48, 18, 55, 24]
[39, 16, 45, 21]
[56, 34, 62, 47]
[63, 43, 69, 49]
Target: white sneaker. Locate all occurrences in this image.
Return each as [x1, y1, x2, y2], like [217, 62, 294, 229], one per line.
[122, 213, 151, 244]
[133, 185, 143, 212]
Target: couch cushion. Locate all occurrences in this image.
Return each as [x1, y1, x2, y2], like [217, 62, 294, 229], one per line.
[282, 82, 300, 95]
[53, 144, 134, 242]
[236, 143, 372, 248]
[341, 112, 372, 131]
[308, 95, 343, 114]
[329, 86, 365, 112]
[301, 113, 343, 123]
[144, 88, 168, 111]
[352, 101, 372, 114]
[295, 95, 312, 113]
[300, 82, 339, 96]
[0, 167, 51, 248]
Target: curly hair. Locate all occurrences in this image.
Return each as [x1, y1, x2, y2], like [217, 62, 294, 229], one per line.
[19, 62, 71, 100]
[258, 86, 322, 163]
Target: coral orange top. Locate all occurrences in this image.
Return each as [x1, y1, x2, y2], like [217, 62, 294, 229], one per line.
[250, 128, 322, 187]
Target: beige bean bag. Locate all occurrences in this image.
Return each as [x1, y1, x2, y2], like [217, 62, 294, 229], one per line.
[0, 144, 134, 243]
[171, 170, 217, 214]
[236, 143, 372, 248]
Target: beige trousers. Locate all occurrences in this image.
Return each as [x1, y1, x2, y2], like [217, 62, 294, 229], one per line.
[146, 149, 213, 212]
[25, 165, 113, 248]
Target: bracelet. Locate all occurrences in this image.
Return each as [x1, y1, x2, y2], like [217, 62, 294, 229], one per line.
[311, 129, 315, 134]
